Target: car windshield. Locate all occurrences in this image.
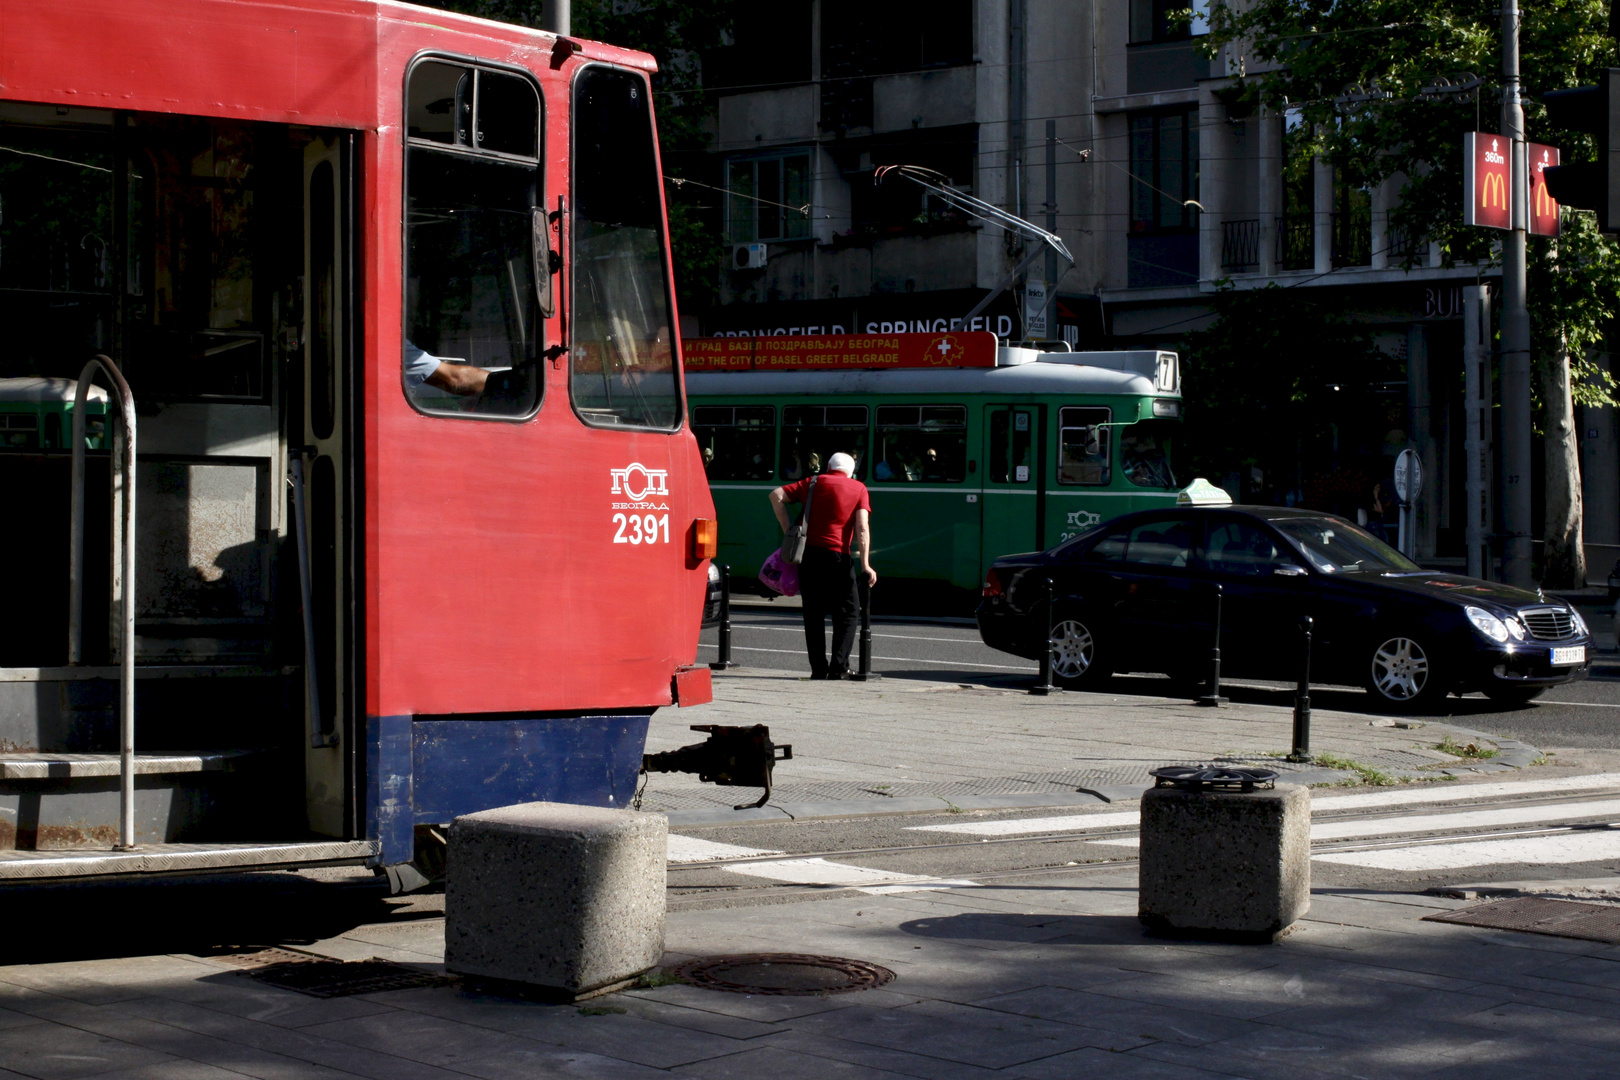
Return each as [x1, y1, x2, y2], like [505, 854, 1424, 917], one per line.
[1272, 518, 1421, 574]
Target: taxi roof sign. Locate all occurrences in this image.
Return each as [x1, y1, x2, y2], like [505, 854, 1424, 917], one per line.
[1177, 478, 1234, 506]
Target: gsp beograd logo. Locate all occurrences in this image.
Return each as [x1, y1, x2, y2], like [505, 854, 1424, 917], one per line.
[611, 462, 669, 503]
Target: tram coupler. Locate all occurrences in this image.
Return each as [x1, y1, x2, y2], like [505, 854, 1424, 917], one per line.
[642, 724, 793, 810]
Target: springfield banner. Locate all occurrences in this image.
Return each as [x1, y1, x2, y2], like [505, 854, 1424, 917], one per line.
[682, 331, 998, 372]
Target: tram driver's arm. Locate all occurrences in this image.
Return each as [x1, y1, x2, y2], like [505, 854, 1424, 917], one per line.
[425, 362, 489, 396]
[768, 486, 793, 533]
[405, 340, 489, 397]
[856, 508, 876, 587]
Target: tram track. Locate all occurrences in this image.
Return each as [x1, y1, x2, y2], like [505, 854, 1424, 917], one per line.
[665, 785, 1620, 872]
[665, 786, 1620, 909]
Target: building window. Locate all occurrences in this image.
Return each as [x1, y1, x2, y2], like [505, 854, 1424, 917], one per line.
[727, 155, 811, 243]
[1129, 0, 1210, 43]
[1129, 109, 1199, 234]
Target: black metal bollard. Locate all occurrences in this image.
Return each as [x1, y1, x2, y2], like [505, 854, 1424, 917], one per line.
[1031, 576, 1058, 696]
[1289, 615, 1314, 761]
[709, 564, 736, 671]
[850, 571, 875, 681]
[1195, 583, 1228, 707]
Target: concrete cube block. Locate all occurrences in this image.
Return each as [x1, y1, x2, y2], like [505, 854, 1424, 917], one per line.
[1138, 782, 1310, 941]
[445, 801, 666, 997]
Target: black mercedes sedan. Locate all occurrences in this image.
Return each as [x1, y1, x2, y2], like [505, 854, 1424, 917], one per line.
[977, 505, 1593, 711]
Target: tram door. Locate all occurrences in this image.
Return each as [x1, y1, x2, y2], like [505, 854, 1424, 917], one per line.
[300, 137, 352, 837]
[980, 406, 1042, 580]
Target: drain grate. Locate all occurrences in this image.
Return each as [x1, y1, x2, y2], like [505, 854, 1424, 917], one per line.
[242, 956, 455, 998]
[1423, 896, 1620, 945]
[671, 953, 895, 996]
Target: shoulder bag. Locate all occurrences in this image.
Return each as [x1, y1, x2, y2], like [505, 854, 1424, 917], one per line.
[780, 475, 817, 565]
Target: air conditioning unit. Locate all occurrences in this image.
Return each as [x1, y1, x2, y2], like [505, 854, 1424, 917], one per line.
[732, 243, 767, 270]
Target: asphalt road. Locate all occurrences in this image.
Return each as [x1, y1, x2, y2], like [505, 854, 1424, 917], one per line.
[699, 598, 1620, 749]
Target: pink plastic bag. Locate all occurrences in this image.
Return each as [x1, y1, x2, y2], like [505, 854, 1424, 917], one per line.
[758, 550, 800, 597]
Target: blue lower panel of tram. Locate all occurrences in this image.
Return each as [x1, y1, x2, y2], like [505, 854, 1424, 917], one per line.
[366, 713, 652, 864]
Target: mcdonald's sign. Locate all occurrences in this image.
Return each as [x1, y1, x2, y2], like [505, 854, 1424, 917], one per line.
[1528, 141, 1561, 237]
[1464, 132, 1512, 230]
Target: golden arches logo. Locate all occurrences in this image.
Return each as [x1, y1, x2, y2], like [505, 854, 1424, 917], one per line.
[1535, 177, 1557, 217]
[1481, 171, 1508, 210]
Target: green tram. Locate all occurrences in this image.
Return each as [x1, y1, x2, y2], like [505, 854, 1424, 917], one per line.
[687, 347, 1191, 607]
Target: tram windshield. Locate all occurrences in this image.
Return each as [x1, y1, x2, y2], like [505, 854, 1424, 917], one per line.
[571, 67, 680, 430]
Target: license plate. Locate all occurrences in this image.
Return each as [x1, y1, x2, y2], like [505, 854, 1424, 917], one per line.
[1550, 646, 1586, 666]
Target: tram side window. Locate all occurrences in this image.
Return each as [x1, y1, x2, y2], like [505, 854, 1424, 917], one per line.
[873, 405, 966, 482]
[403, 62, 542, 418]
[781, 405, 868, 480]
[693, 405, 775, 480]
[1058, 406, 1111, 485]
[1120, 418, 1177, 489]
[571, 67, 681, 430]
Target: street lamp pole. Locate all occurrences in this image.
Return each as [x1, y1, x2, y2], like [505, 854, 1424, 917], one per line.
[1501, 0, 1535, 588]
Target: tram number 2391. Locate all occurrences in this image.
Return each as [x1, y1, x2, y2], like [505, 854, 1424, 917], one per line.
[613, 513, 671, 545]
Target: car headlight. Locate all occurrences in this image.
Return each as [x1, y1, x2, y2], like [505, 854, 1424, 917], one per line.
[1465, 605, 1510, 644]
[1571, 607, 1590, 637]
[1504, 617, 1526, 641]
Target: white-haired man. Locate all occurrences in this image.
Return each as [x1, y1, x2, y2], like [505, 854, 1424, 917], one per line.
[769, 452, 877, 679]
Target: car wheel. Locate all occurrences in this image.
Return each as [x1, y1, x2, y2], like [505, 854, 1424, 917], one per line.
[1049, 612, 1111, 689]
[1483, 685, 1546, 705]
[1365, 634, 1445, 712]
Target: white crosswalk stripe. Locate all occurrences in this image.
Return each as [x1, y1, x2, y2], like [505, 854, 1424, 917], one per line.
[667, 835, 974, 893]
[1315, 831, 1620, 871]
[905, 773, 1620, 838]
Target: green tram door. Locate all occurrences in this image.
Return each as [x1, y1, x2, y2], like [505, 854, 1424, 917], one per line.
[980, 405, 1043, 581]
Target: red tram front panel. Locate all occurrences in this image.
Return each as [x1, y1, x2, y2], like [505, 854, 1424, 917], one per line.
[0, 0, 713, 868]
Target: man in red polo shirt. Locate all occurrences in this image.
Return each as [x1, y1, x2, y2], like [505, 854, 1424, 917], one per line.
[769, 452, 877, 680]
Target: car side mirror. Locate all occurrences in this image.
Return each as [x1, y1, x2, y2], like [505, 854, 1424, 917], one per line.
[1273, 564, 1307, 578]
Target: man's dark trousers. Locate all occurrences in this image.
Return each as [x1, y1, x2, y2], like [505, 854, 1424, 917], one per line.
[800, 544, 858, 678]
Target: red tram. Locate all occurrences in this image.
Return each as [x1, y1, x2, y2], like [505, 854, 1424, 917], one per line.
[0, 0, 715, 883]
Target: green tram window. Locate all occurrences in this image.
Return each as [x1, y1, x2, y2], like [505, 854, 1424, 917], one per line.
[781, 404, 868, 480]
[1120, 418, 1178, 489]
[1059, 406, 1111, 485]
[873, 405, 967, 483]
[692, 405, 775, 480]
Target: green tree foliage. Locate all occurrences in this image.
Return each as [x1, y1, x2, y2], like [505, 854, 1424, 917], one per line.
[1203, 0, 1619, 404]
[421, 0, 732, 312]
[1180, 284, 1399, 505]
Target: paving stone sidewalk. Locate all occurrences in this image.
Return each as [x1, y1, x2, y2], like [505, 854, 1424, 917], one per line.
[5, 864, 1619, 1079]
[641, 669, 1549, 819]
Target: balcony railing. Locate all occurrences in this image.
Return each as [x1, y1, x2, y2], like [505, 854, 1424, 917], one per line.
[1331, 208, 1372, 267]
[1276, 215, 1314, 271]
[1221, 219, 1260, 271]
[1386, 221, 1422, 264]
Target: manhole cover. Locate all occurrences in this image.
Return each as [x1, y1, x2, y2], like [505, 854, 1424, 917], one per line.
[1424, 896, 1620, 945]
[670, 953, 895, 996]
[244, 957, 455, 998]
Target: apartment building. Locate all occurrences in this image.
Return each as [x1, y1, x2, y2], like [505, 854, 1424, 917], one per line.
[683, 0, 1616, 573]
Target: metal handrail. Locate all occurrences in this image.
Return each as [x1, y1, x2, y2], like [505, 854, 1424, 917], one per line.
[68, 355, 138, 851]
